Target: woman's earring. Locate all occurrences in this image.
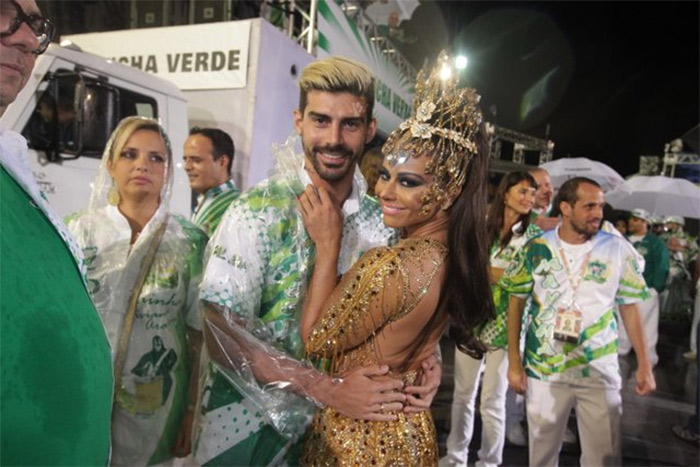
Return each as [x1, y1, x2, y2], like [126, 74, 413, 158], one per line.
[108, 181, 120, 206]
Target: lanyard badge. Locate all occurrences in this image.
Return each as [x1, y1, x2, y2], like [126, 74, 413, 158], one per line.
[553, 245, 591, 344]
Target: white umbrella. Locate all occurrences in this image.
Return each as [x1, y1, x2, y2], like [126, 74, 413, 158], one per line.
[540, 157, 625, 192]
[605, 175, 700, 219]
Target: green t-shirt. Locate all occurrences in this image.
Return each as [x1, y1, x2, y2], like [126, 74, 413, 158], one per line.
[1, 166, 112, 466]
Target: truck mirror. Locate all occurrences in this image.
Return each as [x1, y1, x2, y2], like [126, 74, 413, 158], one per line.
[74, 81, 118, 157]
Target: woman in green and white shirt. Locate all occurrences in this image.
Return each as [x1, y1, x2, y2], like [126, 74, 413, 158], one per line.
[443, 171, 542, 467]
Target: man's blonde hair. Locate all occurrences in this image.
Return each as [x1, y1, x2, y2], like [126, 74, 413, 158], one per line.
[298, 56, 375, 122]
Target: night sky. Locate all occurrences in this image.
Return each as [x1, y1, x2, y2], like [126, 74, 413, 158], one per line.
[401, 1, 699, 178]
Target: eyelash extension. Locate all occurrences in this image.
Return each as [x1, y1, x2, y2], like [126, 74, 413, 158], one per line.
[399, 177, 423, 188]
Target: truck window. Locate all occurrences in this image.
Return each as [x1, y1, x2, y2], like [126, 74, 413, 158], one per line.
[22, 73, 79, 153]
[120, 88, 157, 121]
[22, 70, 158, 159]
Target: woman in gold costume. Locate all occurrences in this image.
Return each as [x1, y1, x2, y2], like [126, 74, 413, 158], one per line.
[298, 52, 494, 466]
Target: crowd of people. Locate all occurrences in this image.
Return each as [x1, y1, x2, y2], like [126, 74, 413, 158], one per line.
[1, 1, 698, 466]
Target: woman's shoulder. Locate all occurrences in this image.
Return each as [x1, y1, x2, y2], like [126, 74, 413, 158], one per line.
[363, 237, 448, 274]
[395, 237, 448, 260]
[64, 207, 114, 238]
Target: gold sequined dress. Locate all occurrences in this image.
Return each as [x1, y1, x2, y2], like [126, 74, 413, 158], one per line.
[302, 237, 448, 466]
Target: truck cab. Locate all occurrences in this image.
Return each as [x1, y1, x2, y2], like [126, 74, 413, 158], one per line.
[0, 43, 191, 217]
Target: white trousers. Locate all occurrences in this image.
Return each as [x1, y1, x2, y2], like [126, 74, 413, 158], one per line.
[526, 378, 622, 467]
[617, 289, 659, 366]
[444, 348, 508, 467]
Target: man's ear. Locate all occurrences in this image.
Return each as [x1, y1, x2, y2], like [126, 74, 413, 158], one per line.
[293, 109, 303, 134]
[218, 154, 230, 170]
[560, 201, 572, 217]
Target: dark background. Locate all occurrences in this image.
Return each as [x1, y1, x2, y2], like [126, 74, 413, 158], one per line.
[40, 0, 699, 178]
[409, 1, 699, 178]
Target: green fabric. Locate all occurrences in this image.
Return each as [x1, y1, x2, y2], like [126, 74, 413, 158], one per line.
[195, 164, 396, 465]
[1, 166, 112, 466]
[205, 424, 293, 466]
[193, 181, 240, 236]
[524, 310, 618, 378]
[499, 230, 648, 384]
[630, 232, 669, 293]
[480, 223, 542, 347]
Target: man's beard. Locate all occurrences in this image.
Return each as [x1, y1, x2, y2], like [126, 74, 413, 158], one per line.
[571, 217, 600, 239]
[305, 142, 357, 182]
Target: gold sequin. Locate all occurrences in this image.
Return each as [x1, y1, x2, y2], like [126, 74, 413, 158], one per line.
[302, 237, 447, 466]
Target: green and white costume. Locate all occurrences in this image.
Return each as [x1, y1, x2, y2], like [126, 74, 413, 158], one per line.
[501, 226, 649, 466]
[67, 208, 206, 465]
[193, 136, 397, 466]
[66, 118, 207, 465]
[480, 222, 543, 348]
[192, 179, 240, 236]
[501, 226, 649, 388]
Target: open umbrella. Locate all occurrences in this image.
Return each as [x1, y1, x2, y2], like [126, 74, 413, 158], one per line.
[605, 176, 700, 219]
[540, 157, 625, 192]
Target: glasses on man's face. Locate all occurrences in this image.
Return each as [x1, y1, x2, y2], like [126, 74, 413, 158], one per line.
[0, 0, 55, 55]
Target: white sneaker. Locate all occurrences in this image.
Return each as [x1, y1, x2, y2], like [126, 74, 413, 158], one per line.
[683, 350, 697, 361]
[562, 427, 577, 444]
[506, 423, 527, 446]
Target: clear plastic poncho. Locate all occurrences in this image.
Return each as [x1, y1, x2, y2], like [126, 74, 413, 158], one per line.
[66, 117, 208, 466]
[192, 134, 397, 466]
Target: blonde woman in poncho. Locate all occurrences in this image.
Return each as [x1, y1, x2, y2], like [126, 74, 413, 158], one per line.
[66, 117, 207, 465]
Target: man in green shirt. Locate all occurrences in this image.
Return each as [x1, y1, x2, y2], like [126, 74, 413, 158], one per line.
[184, 127, 240, 235]
[1, 1, 112, 464]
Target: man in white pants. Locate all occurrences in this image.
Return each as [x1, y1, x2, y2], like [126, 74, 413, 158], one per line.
[503, 177, 656, 466]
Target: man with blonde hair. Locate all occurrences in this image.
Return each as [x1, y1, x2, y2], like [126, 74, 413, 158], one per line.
[192, 56, 440, 466]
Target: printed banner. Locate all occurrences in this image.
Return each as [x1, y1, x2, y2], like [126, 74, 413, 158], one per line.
[65, 21, 251, 90]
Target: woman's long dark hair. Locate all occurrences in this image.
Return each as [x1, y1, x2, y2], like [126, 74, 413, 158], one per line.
[486, 171, 537, 252]
[441, 124, 496, 359]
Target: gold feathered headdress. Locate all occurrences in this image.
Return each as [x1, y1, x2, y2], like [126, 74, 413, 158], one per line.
[382, 51, 483, 214]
